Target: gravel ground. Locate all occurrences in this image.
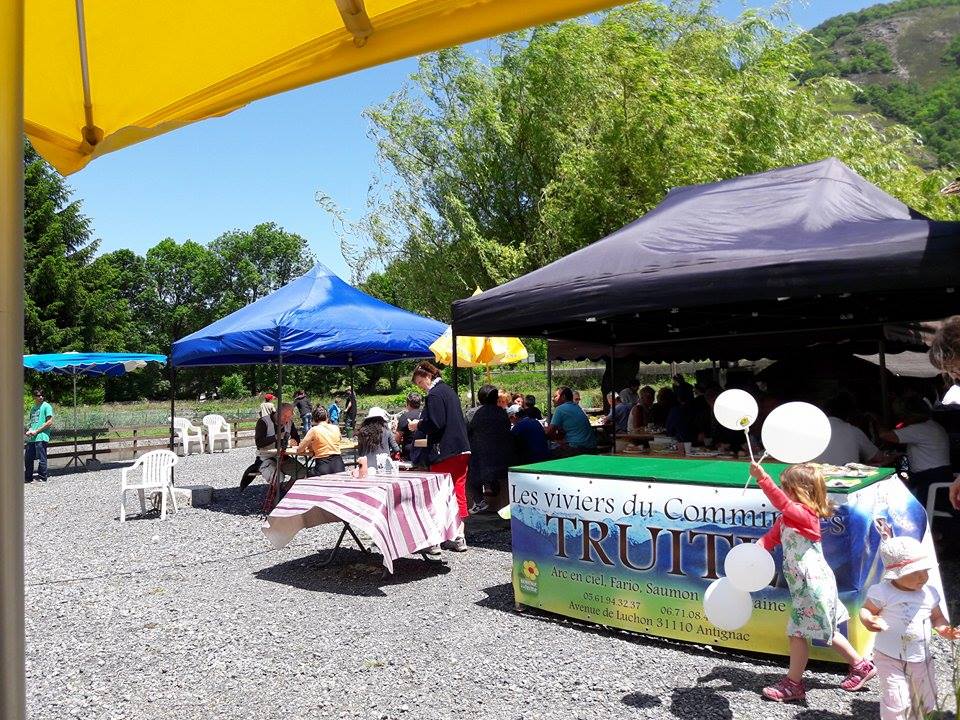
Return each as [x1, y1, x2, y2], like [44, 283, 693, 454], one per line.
[25, 452, 960, 720]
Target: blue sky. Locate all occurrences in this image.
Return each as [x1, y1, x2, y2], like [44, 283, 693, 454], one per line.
[68, 1, 875, 280]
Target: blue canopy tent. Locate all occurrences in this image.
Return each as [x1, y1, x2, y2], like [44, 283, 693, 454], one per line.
[23, 352, 167, 468]
[171, 264, 445, 506]
[172, 263, 446, 367]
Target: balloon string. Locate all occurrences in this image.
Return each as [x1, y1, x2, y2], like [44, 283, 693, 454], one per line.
[743, 450, 769, 494]
[744, 429, 755, 464]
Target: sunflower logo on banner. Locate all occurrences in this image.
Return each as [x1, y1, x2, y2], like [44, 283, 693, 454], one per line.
[520, 560, 540, 595]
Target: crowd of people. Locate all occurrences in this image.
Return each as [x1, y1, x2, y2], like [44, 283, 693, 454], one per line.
[591, 370, 958, 518]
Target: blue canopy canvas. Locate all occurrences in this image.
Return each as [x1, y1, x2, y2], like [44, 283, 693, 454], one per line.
[23, 352, 167, 469]
[172, 264, 446, 367]
[23, 352, 167, 376]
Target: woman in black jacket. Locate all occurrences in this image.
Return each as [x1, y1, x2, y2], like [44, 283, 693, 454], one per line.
[467, 384, 513, 514]
[408, 361, 470, 552]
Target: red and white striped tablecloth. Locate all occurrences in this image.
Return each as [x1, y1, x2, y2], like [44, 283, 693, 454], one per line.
[262, 471, 460, 573]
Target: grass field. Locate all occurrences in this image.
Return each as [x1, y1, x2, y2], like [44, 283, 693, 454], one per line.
[28, 363, 615, 433]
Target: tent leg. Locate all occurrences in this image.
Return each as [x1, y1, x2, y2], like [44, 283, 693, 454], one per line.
[0, 3, 26, 718]
[546, 343, 553, 421]
[610, 339, 616, 456]
[69, 371, 83, 470]
[469, 371, 475, 408]
[348, 361, 354, 438]
[274, 355, 284, 510]
[878, 333, 890, 427]
[168, 357, 176, 452]
[452, 329, 459, 399]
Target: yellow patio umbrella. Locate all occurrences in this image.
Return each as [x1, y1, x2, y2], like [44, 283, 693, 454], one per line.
[431, 325, 529, 368]
[430, 289, 527, 379]
[5, 3, 626, 717]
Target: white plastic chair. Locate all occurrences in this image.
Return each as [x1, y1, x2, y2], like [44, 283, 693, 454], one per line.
[120, 449, 179, 521]
[202, 414, 233, 453]
[926, 480, 955, 523]
[170, 417, 204, 456]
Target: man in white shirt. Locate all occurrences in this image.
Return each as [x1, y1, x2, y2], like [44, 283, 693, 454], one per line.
[880, 397, 953, 509]
[814, 394, 885, 466]
[816, 417, 884, 465]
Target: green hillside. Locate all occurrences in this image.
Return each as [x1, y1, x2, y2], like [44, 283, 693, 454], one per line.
[804, 0, 960, 167]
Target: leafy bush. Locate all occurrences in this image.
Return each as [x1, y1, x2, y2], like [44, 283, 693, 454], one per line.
[943, 33, 960, 66]
[220, 373, 246, 399]
[381, 384, 422, 411]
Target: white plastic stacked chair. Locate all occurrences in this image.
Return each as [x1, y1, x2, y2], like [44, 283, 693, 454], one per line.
[120, 449, 179, 521]
[926, 476, 957, 523]
[202, 414, 233, 453]
[170, 417, 204, 456]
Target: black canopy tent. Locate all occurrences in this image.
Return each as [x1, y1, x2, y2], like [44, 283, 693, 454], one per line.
[451, 158, 960, 346]
[451, 159, 959, 421]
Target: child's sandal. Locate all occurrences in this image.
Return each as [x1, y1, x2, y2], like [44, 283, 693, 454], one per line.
[762, 676, 806, 703]
[840, 659, 876, 691]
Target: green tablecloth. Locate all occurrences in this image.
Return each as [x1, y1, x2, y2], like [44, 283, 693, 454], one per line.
[511, 456, 891, 494]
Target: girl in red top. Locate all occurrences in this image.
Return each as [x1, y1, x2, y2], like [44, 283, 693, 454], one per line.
[749, 462, 876, 702]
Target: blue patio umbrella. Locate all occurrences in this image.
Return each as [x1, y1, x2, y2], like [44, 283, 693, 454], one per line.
[23, 352, 167, 467]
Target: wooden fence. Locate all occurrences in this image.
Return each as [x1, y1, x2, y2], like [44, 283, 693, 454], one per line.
[45, 418, 261, 465]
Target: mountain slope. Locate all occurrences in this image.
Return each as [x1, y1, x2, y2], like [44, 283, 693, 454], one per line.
[804, 0, 960, 167]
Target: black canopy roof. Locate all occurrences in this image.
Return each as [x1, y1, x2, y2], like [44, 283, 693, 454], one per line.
[452, 159, 960, 354]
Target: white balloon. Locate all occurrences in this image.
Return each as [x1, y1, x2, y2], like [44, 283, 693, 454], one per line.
[761, 402, 832, 464]
[713, 389, 759, 431]
[703, 577, 753, 631]
[724, 542, 776, 593]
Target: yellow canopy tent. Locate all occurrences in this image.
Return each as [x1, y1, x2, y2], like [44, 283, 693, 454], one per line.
[4, 3, 625, 717]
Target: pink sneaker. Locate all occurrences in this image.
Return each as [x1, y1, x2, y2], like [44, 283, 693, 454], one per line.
[762, 676, 806, 703]
[841, 659, 876, 691]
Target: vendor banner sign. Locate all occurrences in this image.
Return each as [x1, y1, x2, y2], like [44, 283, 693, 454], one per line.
[509, 466, 936, 660]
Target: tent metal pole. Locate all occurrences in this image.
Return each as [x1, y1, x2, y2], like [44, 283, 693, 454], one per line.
[610, 336, 616, 456]
[452, 329, 459, 399]
[546, 342, 552, 421]
[72, 370, 80, 469]
[878, 333, 891, 427]
[168, 356, 175, 453]
[469, 371, 475, 408]
[0, 2, 26, 718]
[273, 355, 284, 510]
[349, 360, 354, 436]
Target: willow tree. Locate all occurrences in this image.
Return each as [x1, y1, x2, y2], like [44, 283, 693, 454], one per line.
[332, 1, 959, 319]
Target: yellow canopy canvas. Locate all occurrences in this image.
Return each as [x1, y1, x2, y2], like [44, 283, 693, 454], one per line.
[24, 0, 623, 175]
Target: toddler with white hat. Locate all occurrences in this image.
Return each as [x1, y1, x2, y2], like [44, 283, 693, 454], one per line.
[859, 535, 959, 720]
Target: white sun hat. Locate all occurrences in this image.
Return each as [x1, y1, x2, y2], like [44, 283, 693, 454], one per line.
[364, 406, 390, 422]
[879, 536, 936, 581]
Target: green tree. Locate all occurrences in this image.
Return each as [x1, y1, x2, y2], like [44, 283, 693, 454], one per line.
[23, 142, 98, 354]
[143, 238, 219, 351]
[328, 2, 959, 321]
[209, 222, 317, 314]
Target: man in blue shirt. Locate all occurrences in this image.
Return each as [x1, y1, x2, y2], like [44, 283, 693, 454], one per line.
[546, 386, 596, 457]
[509, 406, 550, 465]
[604, 392, 631, 433]
[24, 388, 54, 483]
